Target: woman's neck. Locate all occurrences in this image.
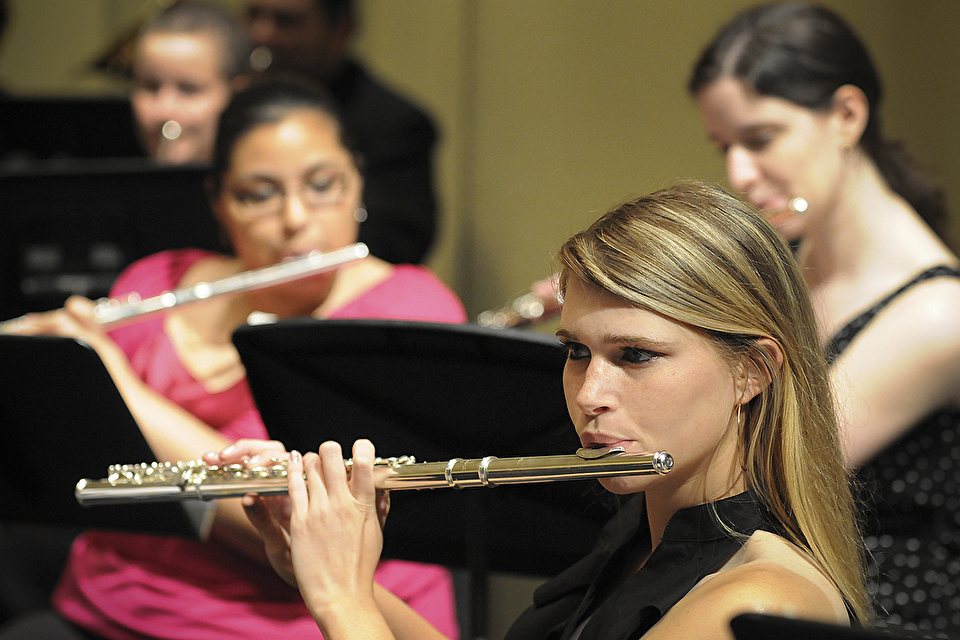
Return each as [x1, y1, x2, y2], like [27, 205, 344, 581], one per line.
[797, 154, 892, 286]
[311, 258, 394, 317]
[797, 154, 955, 335]
[644, 467, 747, 557]
[234, 257, 394, 320]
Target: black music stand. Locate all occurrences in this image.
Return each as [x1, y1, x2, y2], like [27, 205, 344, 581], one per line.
[0, 335, 197, 536]
[0, 158, 226, 320]
[0, 96, 142, 162]
[233, 319, 617, 639]
[730, 613, 957, 640]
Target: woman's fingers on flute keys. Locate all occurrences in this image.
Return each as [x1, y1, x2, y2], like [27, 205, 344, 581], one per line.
[242, 493, 298, 589]
[286, 449, 310, 513]
[2, 297, 95, 337]
[206, 439, 288, 466]
[286, 441, 384, 608]
[349, 439, 378, 504]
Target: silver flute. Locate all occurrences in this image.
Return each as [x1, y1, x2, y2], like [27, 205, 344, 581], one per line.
[92, 243, 369, 327]
[477, 289, 561, 328]
[75, 447, 674, 506]
[0, 243, 368, 333]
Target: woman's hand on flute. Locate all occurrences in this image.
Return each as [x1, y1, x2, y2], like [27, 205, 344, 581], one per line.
[3, 296, 104, 343]
[213, 440, 446, 640]
[205, 438, 291, 468]
[207, 438, 391, 610]
[288, 439, 389, 630]
[206, 439, 298, 587]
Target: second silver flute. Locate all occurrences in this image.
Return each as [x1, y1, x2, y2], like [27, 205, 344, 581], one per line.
[75, 447, 674, 506]
[91, 243, 369, 327]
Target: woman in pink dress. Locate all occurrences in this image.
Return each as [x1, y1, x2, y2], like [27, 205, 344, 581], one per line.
[2, 77, 463, 640]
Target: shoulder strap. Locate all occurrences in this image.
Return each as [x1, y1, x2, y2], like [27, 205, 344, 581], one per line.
[824, 265, 960, 364]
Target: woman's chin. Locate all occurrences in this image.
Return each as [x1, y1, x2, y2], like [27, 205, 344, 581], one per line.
[251, 274, 335, 316]
[766, 214, 805, 243]
[599, 476, 649, 495]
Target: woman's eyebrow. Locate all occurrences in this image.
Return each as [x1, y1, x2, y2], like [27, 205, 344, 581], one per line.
[556, 328, 671, 349]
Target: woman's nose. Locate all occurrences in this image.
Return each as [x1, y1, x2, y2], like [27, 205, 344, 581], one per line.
[574, 360, 615, 416]
[726, 146, 761, 194]
[151, 87, 182, 123]
[279, 189, 311, 233]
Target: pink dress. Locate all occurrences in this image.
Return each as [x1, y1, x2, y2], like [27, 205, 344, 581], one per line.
[53, 250, 466, 640]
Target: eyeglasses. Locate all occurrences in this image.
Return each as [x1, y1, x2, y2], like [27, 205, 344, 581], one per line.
[227, 166, 352, 219]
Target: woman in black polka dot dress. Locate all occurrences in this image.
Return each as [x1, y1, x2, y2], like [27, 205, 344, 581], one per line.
[690, 3, 960, 633]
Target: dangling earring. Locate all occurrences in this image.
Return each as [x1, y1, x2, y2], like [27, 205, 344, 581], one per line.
[736, 403, 748, 473]
[354, 205, 368, 223]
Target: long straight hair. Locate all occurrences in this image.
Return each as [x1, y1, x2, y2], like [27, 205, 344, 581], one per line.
[557, 181, 869, 622]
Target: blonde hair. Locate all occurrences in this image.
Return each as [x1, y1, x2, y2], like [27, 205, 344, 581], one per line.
[557, 180, 869, 622]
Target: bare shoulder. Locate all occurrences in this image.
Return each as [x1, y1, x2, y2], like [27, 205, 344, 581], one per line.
[846, 274, 960, 378]
[643, 531, 848, 640]
[886, 274, 960, 338]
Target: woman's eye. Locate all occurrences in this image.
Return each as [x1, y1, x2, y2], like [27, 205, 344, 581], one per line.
[620, 347, 655, 365]
[741, 130, 777, 152]
[561, 342, 589, 361]
[744, 138, 770, 151]
[134, 78, 161, 94]
[234, 186, 276, 205]
[308, 176, 337, 194]
[177, 82, 202, 96]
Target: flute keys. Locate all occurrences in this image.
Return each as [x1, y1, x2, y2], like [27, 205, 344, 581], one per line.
[93, 292, 140, 320]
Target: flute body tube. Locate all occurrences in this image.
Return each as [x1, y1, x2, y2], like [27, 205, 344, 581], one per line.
[75, 447, 674, 506]
[92, 244, 369, 327]
[0, 244, 369, 333]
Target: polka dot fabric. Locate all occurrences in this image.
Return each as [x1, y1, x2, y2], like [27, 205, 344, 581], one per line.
[827, 265, 960, 635]
[860, 409, 960, 635]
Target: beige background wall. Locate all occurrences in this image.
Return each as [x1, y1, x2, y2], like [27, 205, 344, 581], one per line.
[2, 1, 959, 637]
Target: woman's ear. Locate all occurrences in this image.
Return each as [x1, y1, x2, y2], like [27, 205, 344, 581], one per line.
[830, 84, 870, 149]
[738, 337, 784, 403]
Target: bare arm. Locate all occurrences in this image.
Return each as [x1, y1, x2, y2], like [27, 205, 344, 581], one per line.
[830, 280, 960, 467]
[644, 561, 848, 640]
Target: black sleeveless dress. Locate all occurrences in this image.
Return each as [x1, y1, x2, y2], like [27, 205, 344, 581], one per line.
[502, 491, 773, 640]
[825, 265, 960, 633]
